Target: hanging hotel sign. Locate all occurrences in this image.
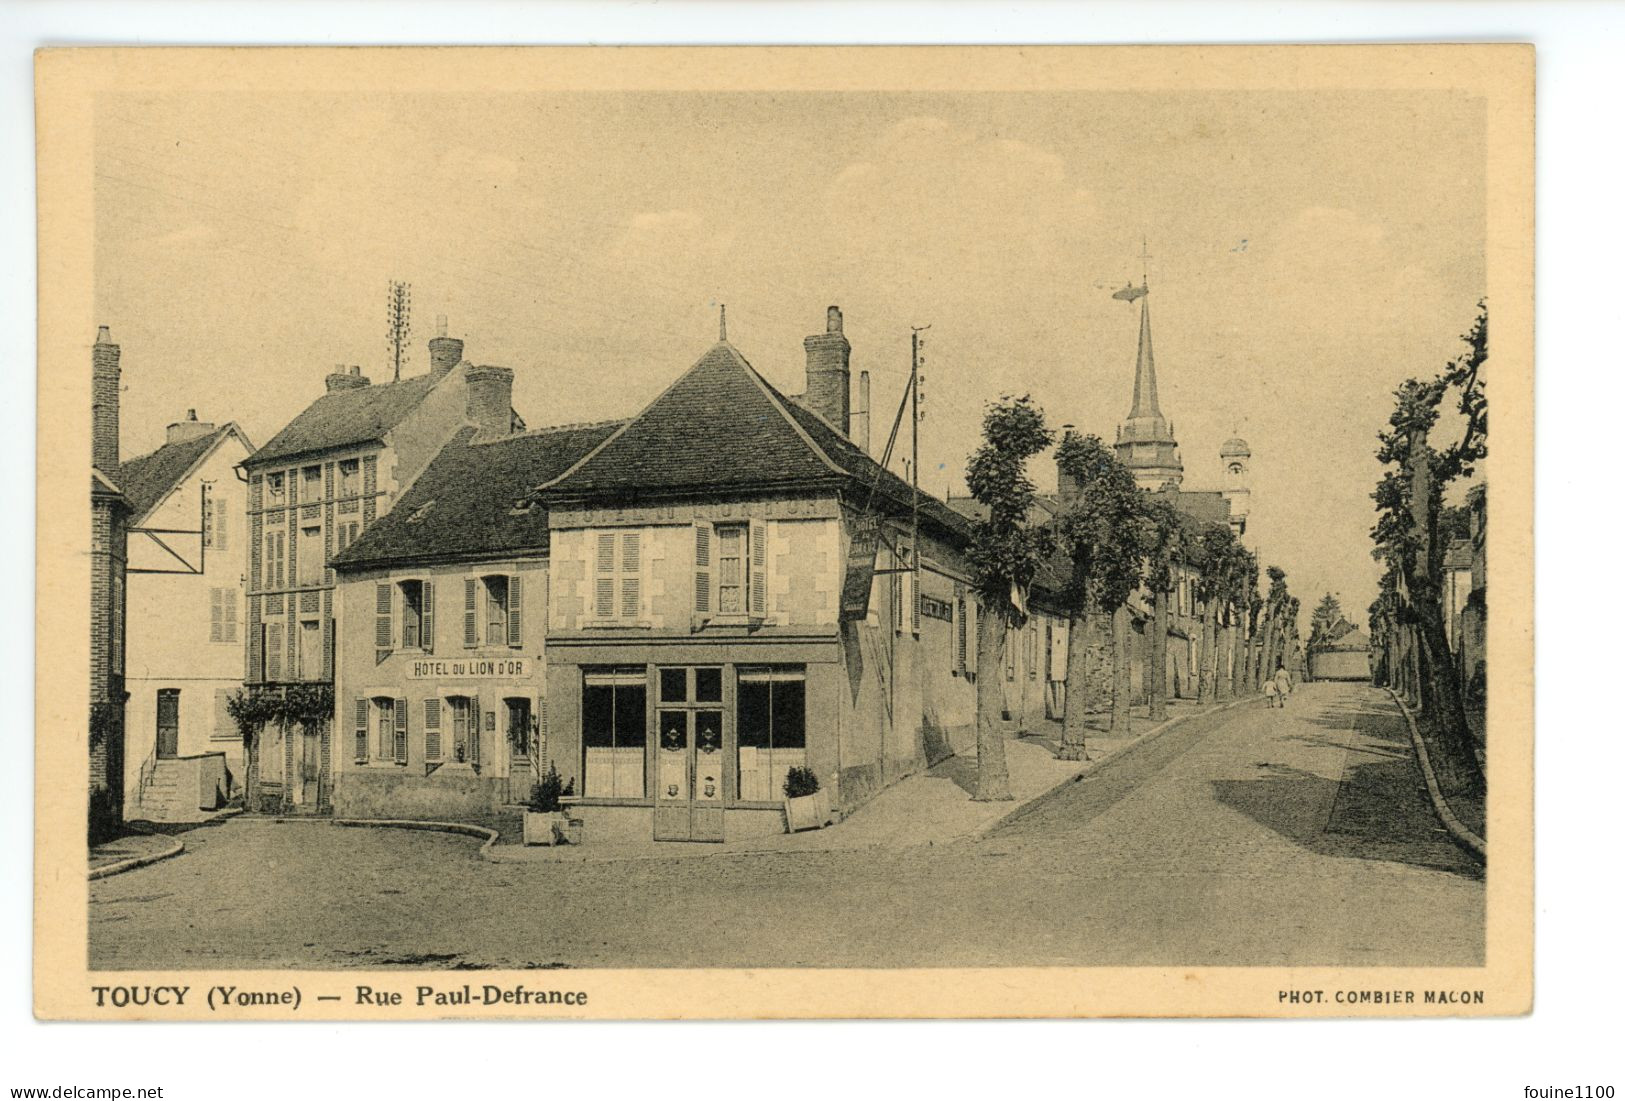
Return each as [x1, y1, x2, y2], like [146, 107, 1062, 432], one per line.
[840, 517, 882, 621]
[408, 657, 531, 679]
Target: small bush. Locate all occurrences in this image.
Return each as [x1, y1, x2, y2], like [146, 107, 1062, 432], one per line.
[529, 763, 565, 813]
[783, 766, 820, 799]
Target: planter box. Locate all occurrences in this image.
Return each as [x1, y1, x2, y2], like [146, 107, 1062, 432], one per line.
[784, 789, 833, 833]
[523, 811, 568, 846]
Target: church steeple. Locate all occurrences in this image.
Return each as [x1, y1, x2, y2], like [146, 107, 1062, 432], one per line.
[1127, 292, 1161, 419]
[1112, 241, 1184, 491]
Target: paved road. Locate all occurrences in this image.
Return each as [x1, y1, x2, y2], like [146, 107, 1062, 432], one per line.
[90, 683, 1482, 970]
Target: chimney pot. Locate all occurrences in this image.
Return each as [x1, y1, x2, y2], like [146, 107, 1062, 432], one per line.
[166, 409, 216, 445]
[827, 306, 843, 333]
[96, 326, 111, 344]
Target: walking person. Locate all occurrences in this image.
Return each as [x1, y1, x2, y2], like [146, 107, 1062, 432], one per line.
[1272, 663, 1292, 708]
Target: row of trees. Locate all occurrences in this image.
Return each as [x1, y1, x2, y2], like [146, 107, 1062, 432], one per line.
[964, 397, 1301, 801]
[1368, 303, 1488, 801]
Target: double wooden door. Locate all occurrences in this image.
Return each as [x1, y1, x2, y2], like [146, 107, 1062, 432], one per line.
[653, 705, 725, 842]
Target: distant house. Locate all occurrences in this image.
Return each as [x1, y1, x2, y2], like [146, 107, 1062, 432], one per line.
[1309, 617, 1371, 681]
[119, 411, 255, 821]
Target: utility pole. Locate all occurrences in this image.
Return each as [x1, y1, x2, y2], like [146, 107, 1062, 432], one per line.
[910, 325, 929, 637]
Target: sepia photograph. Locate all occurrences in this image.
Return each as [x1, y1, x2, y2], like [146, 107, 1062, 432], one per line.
[34, 42, 1533, 1021]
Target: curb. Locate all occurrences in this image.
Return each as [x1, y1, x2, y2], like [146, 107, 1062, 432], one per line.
[974, 695, 1252, 839]
[88, 831, 185, 881]
[331, 818, 501, 859]
[1385, 688, 1487, 861]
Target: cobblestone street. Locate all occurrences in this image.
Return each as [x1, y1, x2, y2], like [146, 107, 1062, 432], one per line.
[90, 682, 1482, 970]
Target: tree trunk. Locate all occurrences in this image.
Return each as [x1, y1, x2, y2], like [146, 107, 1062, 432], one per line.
[1058, 608, 1092, 761]
[974, 604, 1015, 800]
[1216, 615, 1234, 700]
[1253, 608, 1273, 691]
[1231, 611, 1249, 697]
[1198, 601, 1220, 703]
[1148, 589, 1170, 722]
[1110, 604, 1133, 738]
[243, 728, 260, 811]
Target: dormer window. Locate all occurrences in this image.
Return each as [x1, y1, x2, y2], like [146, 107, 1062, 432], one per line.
[406, 500, 436, 525]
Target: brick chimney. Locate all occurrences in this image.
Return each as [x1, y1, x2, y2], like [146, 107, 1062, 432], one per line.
[92, 326, 120, 472]
[326, 363, 371, 392]
[165, 408, 216, 445]
[465, 364, 515, 439]
[803, 305, 851, 436]
[428, 314, 464, 377]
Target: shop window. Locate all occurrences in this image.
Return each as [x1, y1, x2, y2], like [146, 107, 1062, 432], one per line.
[582, 668, 646, 798]
[736, 666, 806, 803]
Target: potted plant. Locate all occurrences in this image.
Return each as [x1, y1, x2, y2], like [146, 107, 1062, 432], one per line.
[523, 763, 572, 845]
[783, 766, 832, 833]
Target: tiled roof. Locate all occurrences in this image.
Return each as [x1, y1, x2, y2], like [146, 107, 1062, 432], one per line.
[115, 426, 235, 521]
[538, 343, 845, 498]
[331, 421, 620, 569]
[1154, 487, 1232, 527]
[249, 373, 440, 467]
[538, 339, 973, 539]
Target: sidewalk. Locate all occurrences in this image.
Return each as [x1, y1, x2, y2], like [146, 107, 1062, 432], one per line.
[89, 830, 184, 877]
[484, 695, 1235, 865]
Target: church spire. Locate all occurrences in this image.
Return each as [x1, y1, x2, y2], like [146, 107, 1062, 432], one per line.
[1127, 290, 1160, 419]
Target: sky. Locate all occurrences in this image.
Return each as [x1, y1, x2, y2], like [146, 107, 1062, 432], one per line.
[94, 88, 1486, 620]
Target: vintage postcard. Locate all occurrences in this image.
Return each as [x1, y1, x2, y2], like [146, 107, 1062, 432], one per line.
[35, 44, 1533, 1019]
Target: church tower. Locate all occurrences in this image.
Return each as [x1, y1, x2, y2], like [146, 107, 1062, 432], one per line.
[1112, 257, 1184, 491]
[1221, 435, 1252, 538]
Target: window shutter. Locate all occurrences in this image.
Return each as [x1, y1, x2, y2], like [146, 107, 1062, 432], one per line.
[210, 589, 223, 642]
[470, 694, 482, 766]
[420, 580, 434, 653]
[215, 497, 229, 551]
[223, 593, 237, 643]
[966, 598, 978, 679]
[693, 521, 713, 618]
[266, 624, 283, 681]
[891, 549, 904, 635]
[353, 698, 368, 761]
[394, 698, 408, 763]
[620, 533, 640, 620]
[595, 532, 616, 619]
[423, 698, 442, 761]
[463, 578, 478, 647]
[508, 574, 524, 647]
[374, 583, 392, 649]
[748, 518, 767, 619]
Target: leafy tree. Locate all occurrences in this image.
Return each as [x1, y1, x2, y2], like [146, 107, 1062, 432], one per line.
[965, 395, 1055, 800]
[1369, 302, 1487, 799]
[1054, 433, 1151, 754]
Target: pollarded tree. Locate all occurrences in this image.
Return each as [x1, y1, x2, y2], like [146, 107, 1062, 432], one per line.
[1369, 303, 1487, 799]
[1141, 497, 1191, 722]
[1193, 523, 1238, 703]
[1054, 433, 1151, 754]
[965, 395, 1056, 801]
[1228, 545, 1260, 699]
